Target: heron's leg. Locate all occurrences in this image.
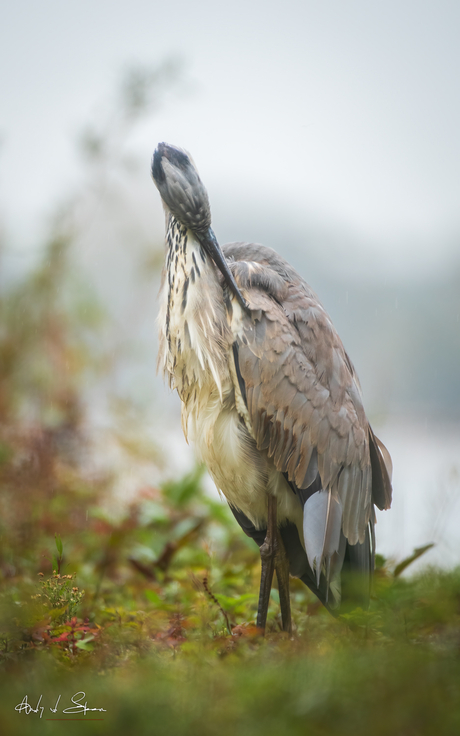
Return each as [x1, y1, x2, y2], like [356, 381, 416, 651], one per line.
[275, 533, 292, 634]
[256, 495, 277, 630]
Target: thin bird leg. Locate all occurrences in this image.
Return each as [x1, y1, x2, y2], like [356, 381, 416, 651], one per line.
[274, 532, 292, 634]
[256, 495, 277, 631]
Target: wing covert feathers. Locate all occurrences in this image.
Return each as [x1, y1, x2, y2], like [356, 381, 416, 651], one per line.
[224, 242, 393, 547]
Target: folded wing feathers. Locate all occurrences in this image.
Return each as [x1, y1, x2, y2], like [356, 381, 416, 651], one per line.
[273, 413, 294, 469]
[316, 414, 331, 455]
[291, 441, 311, 488]
[230, 253, 391, 552]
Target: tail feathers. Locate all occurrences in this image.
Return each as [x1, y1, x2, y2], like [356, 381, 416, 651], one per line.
[369, 427, 392, 510]
[303, 490, 343, 591]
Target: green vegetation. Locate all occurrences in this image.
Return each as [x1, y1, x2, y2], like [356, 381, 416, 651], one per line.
[1, 62, 459, 735]
[0, 437, 459, 735]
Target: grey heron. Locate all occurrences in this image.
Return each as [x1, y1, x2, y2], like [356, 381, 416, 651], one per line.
[151, 142, 392, 633]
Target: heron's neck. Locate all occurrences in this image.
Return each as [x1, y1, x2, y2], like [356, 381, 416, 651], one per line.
[158, 216, 231, 399]
[165, 216, 208, 307]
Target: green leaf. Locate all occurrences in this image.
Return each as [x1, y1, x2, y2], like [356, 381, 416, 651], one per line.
[75, 635, 95, 651]
[49, 607, 69, 621]
[144, 590, 164, 606]
[161, 465, 206, 506]
[374, 553, 387, 571]
[138, 501, 170, 526]
[55, 533, 63, 557]
[393, 544, 435, 577]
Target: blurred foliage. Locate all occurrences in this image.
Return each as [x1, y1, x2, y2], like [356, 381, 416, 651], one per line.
[1, 401, 460, 735]
[1, 61, 459, 735]
[0, 448, 459, 736]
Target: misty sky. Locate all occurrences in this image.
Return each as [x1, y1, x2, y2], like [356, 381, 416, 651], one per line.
[1, 0, 460, 271]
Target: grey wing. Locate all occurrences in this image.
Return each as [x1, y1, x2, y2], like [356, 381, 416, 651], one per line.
[224, 243, 392, 566]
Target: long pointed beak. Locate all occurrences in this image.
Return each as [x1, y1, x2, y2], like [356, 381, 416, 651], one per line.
[199, 228, 250, 313]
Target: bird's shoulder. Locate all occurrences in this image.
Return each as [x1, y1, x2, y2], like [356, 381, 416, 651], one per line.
[223, 241, 320, 303]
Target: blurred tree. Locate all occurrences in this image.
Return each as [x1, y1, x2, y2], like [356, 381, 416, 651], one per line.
[0, 57, 186, 575]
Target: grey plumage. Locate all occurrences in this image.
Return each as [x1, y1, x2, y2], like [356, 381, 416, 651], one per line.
[223, 242, 392, 543]
[152, 143, 211, 234]
[151, 142, 392, 625]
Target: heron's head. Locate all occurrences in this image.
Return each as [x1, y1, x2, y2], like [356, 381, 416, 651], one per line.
[151, 142, 211, 235]
[151, 142, 250, 313]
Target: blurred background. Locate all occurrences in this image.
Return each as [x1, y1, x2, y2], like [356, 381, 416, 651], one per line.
[1, 0, 459, 572]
